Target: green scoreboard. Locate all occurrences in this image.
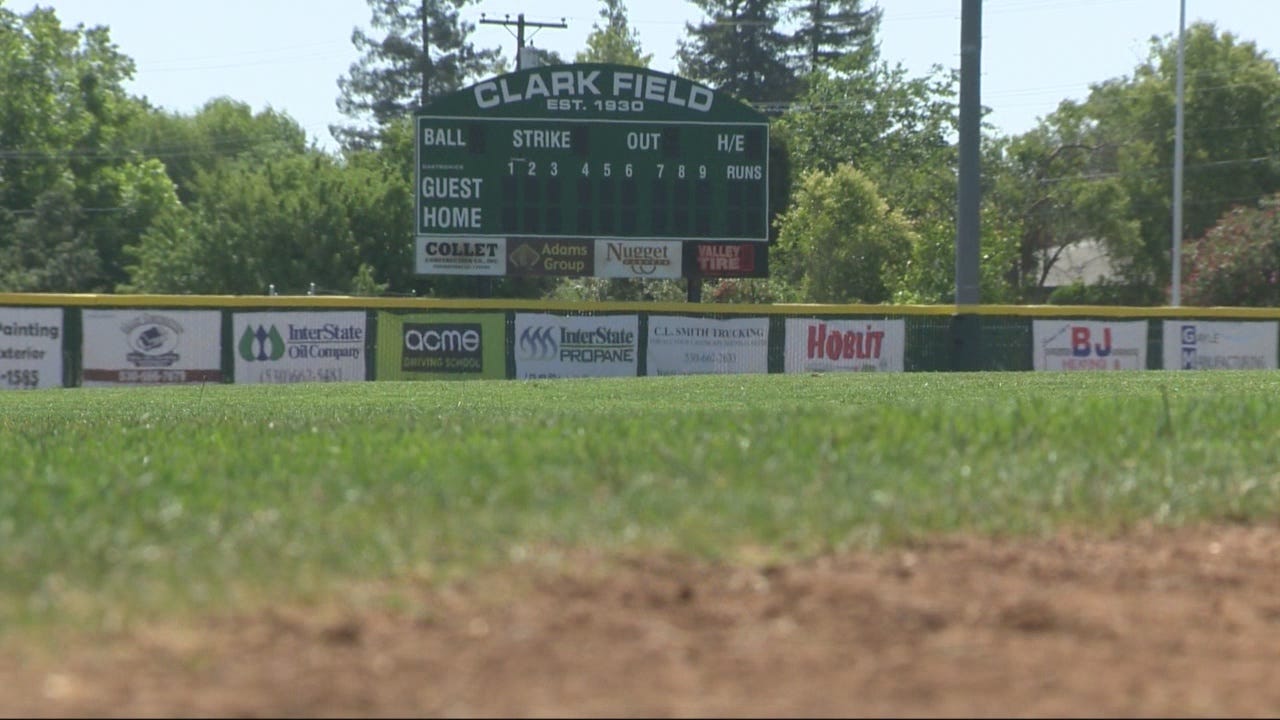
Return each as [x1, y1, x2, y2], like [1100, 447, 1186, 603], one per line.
[415, 64, 770, 279]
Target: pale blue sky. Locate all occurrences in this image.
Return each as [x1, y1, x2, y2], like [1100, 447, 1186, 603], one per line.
[22, 0, 1280, 151]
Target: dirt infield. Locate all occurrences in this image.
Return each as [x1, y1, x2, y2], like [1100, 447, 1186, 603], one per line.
[4, 524, 1280, 717]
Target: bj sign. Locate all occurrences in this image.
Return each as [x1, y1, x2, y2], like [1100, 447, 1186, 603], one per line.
[1032, 319, 1147, 371]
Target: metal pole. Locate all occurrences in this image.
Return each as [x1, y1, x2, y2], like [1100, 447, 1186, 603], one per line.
[952, 0, 982, 371]
[955, 0, 981, 306]
[420, 0, 430, 107]
[1171, 0, 1186, 306]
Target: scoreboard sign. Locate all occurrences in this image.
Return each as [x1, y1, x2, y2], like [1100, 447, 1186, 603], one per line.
[415, 64, 769, 278]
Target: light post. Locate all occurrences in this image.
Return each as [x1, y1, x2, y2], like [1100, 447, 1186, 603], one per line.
[1171, 0, 1186, 306]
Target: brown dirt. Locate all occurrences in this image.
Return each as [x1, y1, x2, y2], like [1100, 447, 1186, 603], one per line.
[5, 524, 1280, 717]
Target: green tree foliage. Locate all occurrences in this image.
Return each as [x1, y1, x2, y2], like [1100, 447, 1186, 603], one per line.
[993, 22, 1280, 303]
[0, 6, 179, 292]
[334, 0, 500, 149]
[124, 154, 389, 295]
[1182, 194, 1280, 306]
[575, 0, 652, 67]
[678, 0, 799, 105]
[773, 164, 914, 303]
[124, 98, 309, 204]
[774, 54, 987, 302]
[788, 0, 881, 73]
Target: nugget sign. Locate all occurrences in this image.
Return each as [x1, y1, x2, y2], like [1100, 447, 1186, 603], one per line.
[1032, 320, 1147, 371]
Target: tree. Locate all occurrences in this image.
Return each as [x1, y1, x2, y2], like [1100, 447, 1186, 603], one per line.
[0, 6, 178, 292]
[677, 0, 799, 106]
[773, 164, 914, 303]
[1182, 194, 1280, 306]
[333, 0, 500, 149]
[124, 154, 371, 294]
[787, 0, 881, 74]
[124, 98, 309, 204]
[575, 0, 652, 67]
[992, 22, 1280, 303]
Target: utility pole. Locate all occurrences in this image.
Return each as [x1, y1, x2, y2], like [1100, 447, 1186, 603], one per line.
[953, 0, 982, 370]
[420, 0, 431, 108]
[479, 13, 568, 70]
[473, 14, 566, 299]
[1171, 0, 1187, 306]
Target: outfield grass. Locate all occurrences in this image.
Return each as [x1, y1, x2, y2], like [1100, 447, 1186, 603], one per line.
[2, 371, 1280, 632]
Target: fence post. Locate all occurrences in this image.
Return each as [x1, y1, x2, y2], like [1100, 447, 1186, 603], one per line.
[950, 312, 982, 372]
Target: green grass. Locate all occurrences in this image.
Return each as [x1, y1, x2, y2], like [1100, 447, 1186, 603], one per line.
[3, 371, 1280, 632]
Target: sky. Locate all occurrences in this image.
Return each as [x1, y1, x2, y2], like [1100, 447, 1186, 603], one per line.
[21, 0, 1280, 152]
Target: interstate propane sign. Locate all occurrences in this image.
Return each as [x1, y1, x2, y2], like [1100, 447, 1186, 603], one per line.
[415, 63, 769, 278]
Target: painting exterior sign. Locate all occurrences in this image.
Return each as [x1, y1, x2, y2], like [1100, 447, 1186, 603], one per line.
[783, 318, 905, 373]
[1162, 320, 1277, 370]
[0, 307, 63, 389]
[233, 311, 367, 384]
[514, 313, 639, 379]
[646, 315, 768, 376]
[1032, 320, 1147, 371]
[375, 312, 505, 380]
[81, 309, 221, 385]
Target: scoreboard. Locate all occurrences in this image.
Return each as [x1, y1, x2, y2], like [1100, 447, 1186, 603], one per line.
[418, 117, 768, 241]
[415, 64, 770, 278]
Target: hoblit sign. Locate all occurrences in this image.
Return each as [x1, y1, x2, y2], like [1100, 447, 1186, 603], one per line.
[415, 64, 769, 279]
[783, 318, 905, 373]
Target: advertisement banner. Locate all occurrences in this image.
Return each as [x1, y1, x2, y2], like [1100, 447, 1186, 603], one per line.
[376, 312, 505, 380]
[647, 315, 768, 376]
[1032, 320, 1147, 371]
[415, 237, 506, 275]
[1162, 320, 1277, 370]
[0, 307, 63, 390]
[686, 242, 768, 278]
[506, 239, 593, 277]
[594, 240, 682, 279]
[82, 309, 222, 385]
[514, 313, 639, 379]
[233, 311, 367, 384]
[783, 318, 905, 373]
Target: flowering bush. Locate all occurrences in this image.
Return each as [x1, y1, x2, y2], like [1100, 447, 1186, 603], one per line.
[1183, 195, 1280, 307]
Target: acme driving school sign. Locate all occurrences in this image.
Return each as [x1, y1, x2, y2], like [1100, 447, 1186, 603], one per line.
[415, 63, 770, 279]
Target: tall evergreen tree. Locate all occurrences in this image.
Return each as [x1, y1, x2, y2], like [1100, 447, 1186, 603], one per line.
[575, 0, 653, 67]
[788, 0, 881, 73]
[677, 0, 799, 106]
[333, 0, 500, 149]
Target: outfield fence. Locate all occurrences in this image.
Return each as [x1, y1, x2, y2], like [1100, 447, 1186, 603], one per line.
[2, 293, 1279, 388]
